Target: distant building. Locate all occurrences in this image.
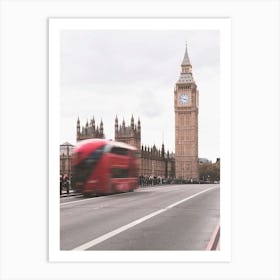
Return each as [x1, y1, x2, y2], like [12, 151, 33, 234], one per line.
[60, 142, 74, 176]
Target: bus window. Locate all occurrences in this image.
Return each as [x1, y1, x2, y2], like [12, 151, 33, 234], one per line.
[110, 147, 129, 156]
[111, 168, 129, 178]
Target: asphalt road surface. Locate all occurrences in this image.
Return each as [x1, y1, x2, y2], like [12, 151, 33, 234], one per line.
[60, 184, 220, 250]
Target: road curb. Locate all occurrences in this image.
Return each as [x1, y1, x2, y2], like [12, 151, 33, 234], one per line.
[60, 191, 80, 198]
[206, 222, 220, 250]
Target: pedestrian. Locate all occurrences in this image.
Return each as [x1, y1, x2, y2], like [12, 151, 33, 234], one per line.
[64, 175, 70, 195]
[60, 174, 63, 195]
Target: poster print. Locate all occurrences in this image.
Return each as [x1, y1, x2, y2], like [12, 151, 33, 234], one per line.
[49, 18, 231, 262]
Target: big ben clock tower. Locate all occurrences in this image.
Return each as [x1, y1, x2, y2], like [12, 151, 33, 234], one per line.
[174, 43, 199, 180]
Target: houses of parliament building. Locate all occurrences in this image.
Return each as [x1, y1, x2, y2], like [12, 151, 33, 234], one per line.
[75, 43, 199, 181]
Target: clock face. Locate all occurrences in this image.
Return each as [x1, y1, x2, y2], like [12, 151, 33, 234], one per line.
[179, 93, 190, 105]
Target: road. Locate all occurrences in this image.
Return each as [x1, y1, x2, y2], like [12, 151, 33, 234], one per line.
[60, 184, 220, 250]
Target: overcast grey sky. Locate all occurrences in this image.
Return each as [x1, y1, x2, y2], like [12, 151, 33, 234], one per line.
[60, 30, 220, 162]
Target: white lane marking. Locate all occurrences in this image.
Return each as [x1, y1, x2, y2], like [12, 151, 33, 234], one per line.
[60, 192, 124, 207]
[60, 196, 101, 206]
[72, 186, 217, 250]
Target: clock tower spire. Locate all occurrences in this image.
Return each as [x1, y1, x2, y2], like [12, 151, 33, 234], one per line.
[174, 43, 199, 180]
[181, 42, 191, 66]
[178, 42, 194, 82]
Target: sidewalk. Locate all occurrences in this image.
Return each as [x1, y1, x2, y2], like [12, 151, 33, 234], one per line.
[60, 189, 77, 197]
[206, 222, 220, 251]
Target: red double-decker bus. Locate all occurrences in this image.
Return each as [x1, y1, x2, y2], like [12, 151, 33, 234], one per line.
[72, 139, 139, 195]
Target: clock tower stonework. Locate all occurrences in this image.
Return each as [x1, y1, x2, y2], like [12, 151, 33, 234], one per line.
[174, 44, 199, 180]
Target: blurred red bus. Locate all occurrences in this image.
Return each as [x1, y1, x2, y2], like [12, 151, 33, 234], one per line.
[72, 139, 139, 195]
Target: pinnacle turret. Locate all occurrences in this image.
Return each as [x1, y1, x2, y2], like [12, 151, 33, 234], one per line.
[100, 119, 103, 134]
[115, 115, 118, 132]
[137, 117, 141, 130]
[181, 42, 191, 66]
[76, 116, 81, 140]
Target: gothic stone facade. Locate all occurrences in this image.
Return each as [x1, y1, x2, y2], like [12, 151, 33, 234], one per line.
[114, 115, 141, 157]
[76, 116, 105, 141]
[114, 115, 175, 178]
[140, 145, 175, 179]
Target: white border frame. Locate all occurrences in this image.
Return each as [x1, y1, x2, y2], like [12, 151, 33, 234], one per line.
[49, 18, 231, 262]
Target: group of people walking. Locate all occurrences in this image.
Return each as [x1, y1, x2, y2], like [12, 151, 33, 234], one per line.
[138, 176, 197, 186]
[138, 175, 172, 186]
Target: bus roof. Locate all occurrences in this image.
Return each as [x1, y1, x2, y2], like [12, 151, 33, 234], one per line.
[75, 138, 137, 151]
[109, 140, 137, 151]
